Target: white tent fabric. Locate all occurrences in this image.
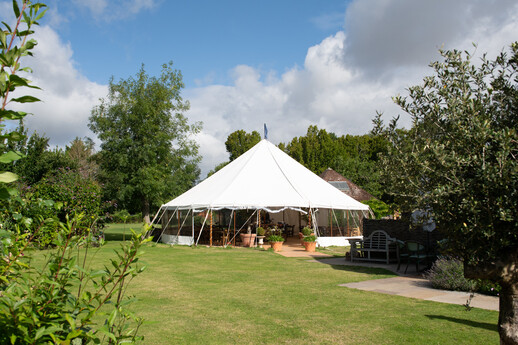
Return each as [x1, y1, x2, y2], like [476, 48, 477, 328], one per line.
[162, 139, 369, 212]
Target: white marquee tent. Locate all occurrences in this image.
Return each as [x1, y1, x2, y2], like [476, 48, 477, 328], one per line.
[153, 139, 370, 246]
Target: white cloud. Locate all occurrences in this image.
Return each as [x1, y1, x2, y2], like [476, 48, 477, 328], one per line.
[187, 0, 518, 177]
[7, 0, 517, 180]
[16, 26, 107, 146]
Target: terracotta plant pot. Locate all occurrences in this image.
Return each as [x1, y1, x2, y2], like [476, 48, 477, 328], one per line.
[300, 233, 316, 245]
[240, 233, 256, 247]
[303, 241, 316, 252]
[271, 241, 283, 252]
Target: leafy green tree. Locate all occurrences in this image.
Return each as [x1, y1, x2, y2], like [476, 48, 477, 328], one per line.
[13, 130, 73, 185]
[206, 161, 229, 178]
[225, 129, 261, 161]
[378, 44, 518, 344]
[89, 62, 201, 223]
[205, 129, 260, 179]
[282, 125, 388, 198]
[66, 136, 98, 179]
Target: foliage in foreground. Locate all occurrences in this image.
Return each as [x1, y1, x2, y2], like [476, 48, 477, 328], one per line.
[0, 216, 150, 344]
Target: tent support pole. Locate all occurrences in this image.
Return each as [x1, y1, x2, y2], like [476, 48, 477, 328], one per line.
[347, 210, 350, 236]
[233, 212, 236, 247]
[331, 209, 342, 237]
[192, 212, 194, 244]
[227, 209, 257, 246]
[177, 212, 180, 236]
[195, 211, 210, 246]
[148, 206, 165, 238]
[210, 210, 213, 247]
[156, 208, 178, 244]
[328, 209, 334, 237]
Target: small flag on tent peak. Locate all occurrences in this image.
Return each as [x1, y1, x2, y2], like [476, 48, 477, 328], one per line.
[264, 123, 268, 139]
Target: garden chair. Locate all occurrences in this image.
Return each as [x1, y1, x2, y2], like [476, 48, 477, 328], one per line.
[396, 240, 409, 271]
[404, 241, 428, 273]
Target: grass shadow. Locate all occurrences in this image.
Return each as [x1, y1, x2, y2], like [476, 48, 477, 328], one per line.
[103, 232, 127, 241]
[312, 256, 399, 277]
[425, 315, 497, 332]
[327, 264, 398, 277]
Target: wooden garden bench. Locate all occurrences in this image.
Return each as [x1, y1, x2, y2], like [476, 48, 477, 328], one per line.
[349, 230, 397, 264]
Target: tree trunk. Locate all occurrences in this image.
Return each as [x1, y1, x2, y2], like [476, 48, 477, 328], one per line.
[499, 283, 518, 345]
[465, 248, 518, 345]
[142, 197, 150, 224]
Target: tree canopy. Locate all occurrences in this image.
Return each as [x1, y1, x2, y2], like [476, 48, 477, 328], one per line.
[377, 43, 518, 344]
[281, 125, 388, 198]
[225, 129, 261, 161]
[89, 62, 202, 223]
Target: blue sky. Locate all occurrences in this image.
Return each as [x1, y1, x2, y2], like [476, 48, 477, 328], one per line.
[42, 0, 347, 87]
[3, 0, 518, 177]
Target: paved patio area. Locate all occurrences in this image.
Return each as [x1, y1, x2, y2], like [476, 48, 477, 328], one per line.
[269, 239, 499, 311]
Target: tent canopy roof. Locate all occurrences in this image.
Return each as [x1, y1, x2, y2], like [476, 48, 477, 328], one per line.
[163, 139, 370, 212]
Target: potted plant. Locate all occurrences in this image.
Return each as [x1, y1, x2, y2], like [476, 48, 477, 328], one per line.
[300, 226, 313, 244]
[268, 234, 285, 252]
[256, 226, 266, 248]
[303, 235, 317, 252]
[240, 225, 256, 247]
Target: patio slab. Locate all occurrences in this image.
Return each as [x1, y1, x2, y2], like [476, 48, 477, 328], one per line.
[271, 242, 499, 311]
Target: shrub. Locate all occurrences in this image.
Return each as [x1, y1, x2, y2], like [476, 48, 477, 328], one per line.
[112, 209, 131, 223]
[267, 234, 284, 243]
[303, 235, 317, 242]
[362, 198, 392, 219]
[302, 227, 313, 236]
[475, 279, 502, 296]
[0, 188, 60, 248]
[0, 217, 150, 344]
[256, 226, 266, 236]
[425, 256, 477, 291]
[34, 168, 102, 227]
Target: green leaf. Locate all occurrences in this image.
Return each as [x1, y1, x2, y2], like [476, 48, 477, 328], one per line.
[0, 151, 23, 163]
[107, 308, 118, 326]
[9, 74, 29, 87]
[35, 8, 48, 21]
[0, 109, 27, 120]
[12, 0, 20, 19]
[0, 187, 11, 200]
[64, 313, 76, 329]
[0, 30, 6, 48]
[11, 95, 40, 103]
[0, 171, 18, 183]
[2, 21, 12, 33]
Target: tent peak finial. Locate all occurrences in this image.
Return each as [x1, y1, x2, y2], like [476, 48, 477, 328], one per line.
[263, 123, 268, 139]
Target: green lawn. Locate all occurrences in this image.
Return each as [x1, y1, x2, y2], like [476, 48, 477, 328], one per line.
[102, 222, 146, 241]
[84, 224, 498, 344]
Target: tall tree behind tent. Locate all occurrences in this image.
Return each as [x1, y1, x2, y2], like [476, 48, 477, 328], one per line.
[281, 125, 388, 198]
[206, 130, 261, 177]
[89, 62, 202, 223]
[225, 130, 261, 161]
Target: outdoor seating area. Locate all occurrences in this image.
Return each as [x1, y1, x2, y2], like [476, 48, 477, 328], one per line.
[350, 230, 397, 264]
[349, 229, 438, 272]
